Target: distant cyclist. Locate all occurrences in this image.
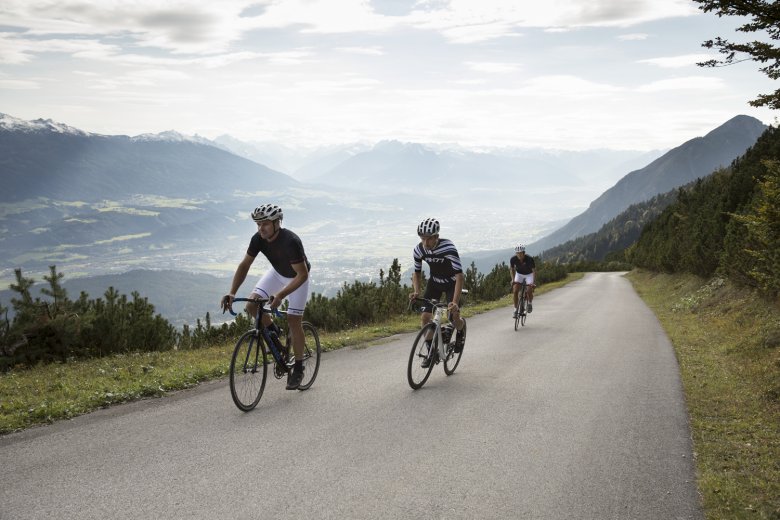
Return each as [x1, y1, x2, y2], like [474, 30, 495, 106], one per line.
[410, 217, 465, 368]
[510, 244, 536, 317]
[221, 203, 311, 390]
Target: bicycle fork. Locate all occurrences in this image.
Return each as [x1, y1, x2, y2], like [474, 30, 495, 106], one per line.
[243, 333, 262, 373]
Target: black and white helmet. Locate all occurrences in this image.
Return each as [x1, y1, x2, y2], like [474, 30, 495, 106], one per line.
[515, 244, 526, 253]
[417, 217, 440, 236]
[251, 204, 283, 222]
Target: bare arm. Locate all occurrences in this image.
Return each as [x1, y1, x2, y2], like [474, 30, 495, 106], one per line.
[450, 272, 464, 308]
[410, 271, 421, 299]
[230, 254, 255, 295]
[221, 254, 254, 310]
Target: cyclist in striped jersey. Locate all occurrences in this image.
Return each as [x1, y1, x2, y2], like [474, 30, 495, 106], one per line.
[410, 218, 465, 367]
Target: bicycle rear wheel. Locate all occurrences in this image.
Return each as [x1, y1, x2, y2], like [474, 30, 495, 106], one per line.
[443, 319, 465, 375]
[229, 330, 268, 411]
[408, 323, 436, 389]
[295, 322, 321, 391]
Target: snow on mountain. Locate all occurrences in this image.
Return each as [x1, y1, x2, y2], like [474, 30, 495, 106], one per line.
[0, 113, 89, 136]
[131, 130, 215, 146]
[0, 113, 216, 146]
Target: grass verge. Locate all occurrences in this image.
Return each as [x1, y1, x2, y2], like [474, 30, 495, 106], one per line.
[0, 274, 582, 434]
[627, 270, 780, 520]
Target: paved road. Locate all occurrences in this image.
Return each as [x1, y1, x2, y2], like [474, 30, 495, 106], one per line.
[0, 272, 702, 519]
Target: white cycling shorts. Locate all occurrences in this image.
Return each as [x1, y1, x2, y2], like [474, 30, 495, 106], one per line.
[251, 268, 310, 316]
[513, 272, 534, 286]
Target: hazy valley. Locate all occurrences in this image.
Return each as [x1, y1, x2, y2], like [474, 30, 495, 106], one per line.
[0, 112, 765, 325]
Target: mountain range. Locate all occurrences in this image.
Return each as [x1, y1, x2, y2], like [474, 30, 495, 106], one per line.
[528, 115, 767, 253]
[0, 111, 767, 324]
[445, 115, 768, 273]
[0, 114, 294, 203]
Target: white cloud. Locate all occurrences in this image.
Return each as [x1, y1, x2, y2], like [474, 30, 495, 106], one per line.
[336, 46, 385, 56]
[242, 0, 398, 34]
[1, 0, 701, 54]
[293, 76, 382, 92]
[0, 33, 34, 64]
[408, 0, 698, 42]
[465, 61, 521, 74]
[0, 0, 772, 151]
[637, 76, 725, 92]
[0, 78, 40, 89]
[519, 75, 622, 97]
[0, 1, 252, 54]
[639, 54, 714, 68]
[618, 33, 648, 41]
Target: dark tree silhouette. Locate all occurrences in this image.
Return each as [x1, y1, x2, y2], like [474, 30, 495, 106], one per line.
[695, 0, 780, 109]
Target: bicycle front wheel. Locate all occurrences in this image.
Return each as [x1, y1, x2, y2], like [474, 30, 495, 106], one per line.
[444, 320, 465, 375]
[408, 323, 436, 389]
[295, 321, 322, 391]
[519, 286, 528, 327]
[229, 330, 268, 411]
[514, 304, 520, 331]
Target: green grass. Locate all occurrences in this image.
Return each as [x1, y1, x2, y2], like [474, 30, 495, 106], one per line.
[0, 274, 582, 434]
[627, 270, 780, 520]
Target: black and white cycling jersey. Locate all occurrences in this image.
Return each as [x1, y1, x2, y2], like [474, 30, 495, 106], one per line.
[413, 238, 463, 284]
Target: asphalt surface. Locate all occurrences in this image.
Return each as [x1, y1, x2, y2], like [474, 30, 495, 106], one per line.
[0, 272, 703, 519]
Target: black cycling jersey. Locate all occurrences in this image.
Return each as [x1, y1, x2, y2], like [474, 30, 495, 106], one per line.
[413, 238, 462, 284]
[247, 228, 311, 278]
[510, 254, 535, 275]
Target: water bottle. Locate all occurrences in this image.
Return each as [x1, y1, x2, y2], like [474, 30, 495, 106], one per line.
[441, 324, 453, 345]
[267, 325, 284, 358]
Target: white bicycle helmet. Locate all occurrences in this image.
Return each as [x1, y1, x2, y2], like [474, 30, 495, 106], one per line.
[251, 204, 283, 222]
[515, 244, 526, 253]
[417, 217, 440, 236]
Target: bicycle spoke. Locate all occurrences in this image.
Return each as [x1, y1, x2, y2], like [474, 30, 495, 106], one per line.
[296, 322, 321, 390]
[229, 331, 267, 411]
[408, 324, 436, 389]
[444, 320, 465, 375]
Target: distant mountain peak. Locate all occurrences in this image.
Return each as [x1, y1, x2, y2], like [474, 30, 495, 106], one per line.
[372, 139, 432, 155]
[0, 112, 217, 146]
[528, 114, 768, 253]
[131, 130, 214, 146]
[705, 114, 765, 139]
[0, 113, 89, 136]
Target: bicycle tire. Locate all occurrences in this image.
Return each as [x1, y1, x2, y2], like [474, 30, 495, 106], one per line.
[408, 323, 436, 389]
[229, 330, 268, 411]
[295, 322, 322, 391]
[520, 283, 528, 327]
[514, 303, 520, 331]
[443, 319, 465, 375]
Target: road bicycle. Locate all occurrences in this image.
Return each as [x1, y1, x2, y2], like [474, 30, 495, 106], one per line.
[407, 294, 467, 389]
[513, 280, 529, 330]
[226, 297, 321, 411]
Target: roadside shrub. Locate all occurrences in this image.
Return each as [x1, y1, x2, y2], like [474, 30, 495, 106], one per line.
[0, 267, 178, 370]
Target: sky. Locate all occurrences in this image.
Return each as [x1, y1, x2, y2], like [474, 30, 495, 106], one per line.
[0, 0, 776, 151]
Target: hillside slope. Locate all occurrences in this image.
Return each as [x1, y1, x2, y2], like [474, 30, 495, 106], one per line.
[529, 115, 766, 252]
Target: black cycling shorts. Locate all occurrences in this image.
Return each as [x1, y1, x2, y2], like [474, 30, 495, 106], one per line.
[420, 280, 458, 314]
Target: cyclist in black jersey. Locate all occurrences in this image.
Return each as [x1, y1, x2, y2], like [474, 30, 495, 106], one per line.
[221, 203, 311, 390]
[410, 218, 465, 367]
[510, 244, 536, 315]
